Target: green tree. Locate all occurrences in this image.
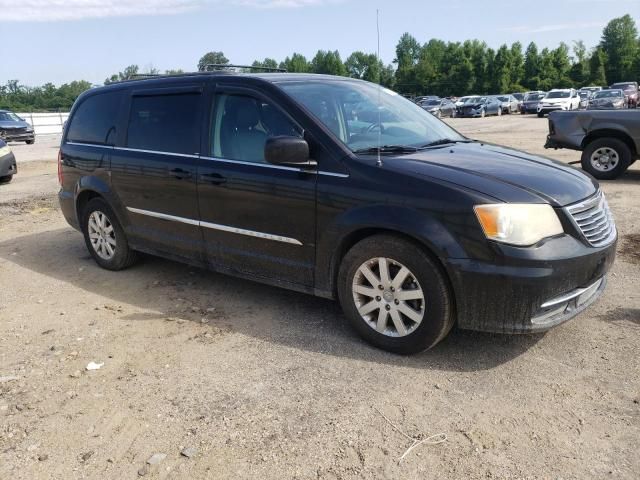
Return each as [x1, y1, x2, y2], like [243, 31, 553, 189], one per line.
[345, 51, 383, 83]
[197, 51, 229, 71]
[394, 33, 421, 94]
[523, 42, 541, 90]
[600, 14, 639, 83]
[537, 48, 558, 91]
[279, 53, 310, 73]
[569, 40, 589, 86]
[310, 50, 346, 76]
[105, 65, 140, 84]
[509, 42, 525, 90]
[490, 45, 511, 93]
[552, 42, 573, 87]
[251, 58, 279, 71]
[464, 40, 488, 94]
[589, 47, 608, 86]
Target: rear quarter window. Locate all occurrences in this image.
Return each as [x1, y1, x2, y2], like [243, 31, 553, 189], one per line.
[66, 91, 122, 145]
[126, 93, 201, 155]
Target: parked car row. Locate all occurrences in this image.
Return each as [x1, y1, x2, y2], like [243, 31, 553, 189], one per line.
[412, 81, 638, 119]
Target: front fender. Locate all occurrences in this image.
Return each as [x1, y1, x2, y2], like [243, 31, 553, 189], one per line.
[314, 204, 469, 297]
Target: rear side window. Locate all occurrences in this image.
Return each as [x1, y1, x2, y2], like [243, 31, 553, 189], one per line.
[66, 91, 122, 145]
[126, 93, 200, 155]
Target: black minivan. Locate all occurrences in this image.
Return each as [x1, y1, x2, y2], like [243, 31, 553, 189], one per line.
[59, 73, 616, 353]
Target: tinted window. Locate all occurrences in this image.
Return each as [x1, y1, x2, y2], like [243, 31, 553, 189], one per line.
[67, 91, 122, 145]
[127, 93, 200, 155]
[211, 93, 302, 163]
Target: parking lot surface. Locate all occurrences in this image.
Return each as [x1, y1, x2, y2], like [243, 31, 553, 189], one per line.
[1, 116, 639, 479]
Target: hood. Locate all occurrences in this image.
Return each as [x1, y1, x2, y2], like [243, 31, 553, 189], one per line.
[377, 142, 597, 206]
[463, 103, 484, 109]
[0, 120, 30, 129]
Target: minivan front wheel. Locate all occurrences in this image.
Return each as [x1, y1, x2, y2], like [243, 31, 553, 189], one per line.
[338, 235, 454, 354]
[81, 198, 138, 270]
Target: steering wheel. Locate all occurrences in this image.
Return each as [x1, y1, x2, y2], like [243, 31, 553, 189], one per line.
[366, 122, 385, 134]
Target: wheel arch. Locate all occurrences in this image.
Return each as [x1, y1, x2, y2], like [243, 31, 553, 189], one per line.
[581, 129, 637, 158]
[74, 176, 127, 228]
[317, 206, 467, 301]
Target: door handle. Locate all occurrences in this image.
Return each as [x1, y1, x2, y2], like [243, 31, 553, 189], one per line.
[169, 168, 192, 180]
[200, 172, 227, 185]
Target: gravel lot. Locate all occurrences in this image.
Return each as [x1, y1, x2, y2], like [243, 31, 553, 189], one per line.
[1, 115, 639, 479]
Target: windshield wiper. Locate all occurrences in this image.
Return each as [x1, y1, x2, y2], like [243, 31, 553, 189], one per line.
[419, 138, 472, 148]
[354, 145, 419, 154]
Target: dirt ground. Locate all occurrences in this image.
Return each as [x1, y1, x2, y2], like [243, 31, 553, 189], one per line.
[1, 115, 639, 479]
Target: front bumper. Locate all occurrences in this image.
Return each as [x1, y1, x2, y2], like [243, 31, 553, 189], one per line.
[0, 131, 35, 142]
[0, 151, 17, 177]
[458, 110, 483, 118]
[538, 105, 567, 114]
[446, 233, 616, 334]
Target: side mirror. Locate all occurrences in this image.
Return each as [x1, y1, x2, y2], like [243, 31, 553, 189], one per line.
[265, 136, 312, 167]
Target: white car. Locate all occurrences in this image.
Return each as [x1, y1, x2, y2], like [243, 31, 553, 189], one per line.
[537, 89, 581, 117]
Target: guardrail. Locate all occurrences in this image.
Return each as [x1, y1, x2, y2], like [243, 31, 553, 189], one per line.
[16, 112, 70, 136]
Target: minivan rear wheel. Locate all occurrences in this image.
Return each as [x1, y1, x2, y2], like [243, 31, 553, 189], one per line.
[338, 235, 454, 354]
[81, 198, 138, 270]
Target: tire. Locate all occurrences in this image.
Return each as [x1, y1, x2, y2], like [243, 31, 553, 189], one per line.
[0, 175, 13, 184]
[337, 235, 454, 354]
[580, 138, 631, 180]
[25, 139, 35, 145]
[81, 197, 138, 270]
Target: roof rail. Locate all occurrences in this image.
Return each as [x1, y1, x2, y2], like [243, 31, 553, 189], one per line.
[205, 63, 287, 73]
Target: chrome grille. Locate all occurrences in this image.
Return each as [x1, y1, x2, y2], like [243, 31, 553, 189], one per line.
[565, 191, 616, 247]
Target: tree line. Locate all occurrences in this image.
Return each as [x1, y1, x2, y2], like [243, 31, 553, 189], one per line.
[1, 14, 638, 111]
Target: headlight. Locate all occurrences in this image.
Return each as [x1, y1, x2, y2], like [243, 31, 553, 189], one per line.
[474, 204, 563, 246]
[0, 145, 12, 157]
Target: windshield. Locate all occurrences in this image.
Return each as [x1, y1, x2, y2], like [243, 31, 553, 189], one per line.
[595, 90, 622, 98]
[512, 93, 524, 100]
[423, 100, 441, 106]
[525, 93, 545, 101]
[545, 91, 571, 99]
[496, 96, 509, 102]
[0, 112, 22, 122]
[579, 92, 590, 98]
[279, 80, 465, 152]
[465, 96, 484, 104]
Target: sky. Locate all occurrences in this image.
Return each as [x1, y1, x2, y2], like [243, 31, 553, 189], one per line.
[1, 0, 639, 86]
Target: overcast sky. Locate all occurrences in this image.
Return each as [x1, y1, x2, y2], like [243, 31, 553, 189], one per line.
[1, 0, 639, 86]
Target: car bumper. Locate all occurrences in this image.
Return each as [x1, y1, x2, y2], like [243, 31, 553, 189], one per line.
[59, 189, 80, 231]
[446, 234, 616, 334]
[538, 106, 566, 114]
[0, 151, 17, 177]
[458, 111, 483, 118]
[0, 132, 35, 142]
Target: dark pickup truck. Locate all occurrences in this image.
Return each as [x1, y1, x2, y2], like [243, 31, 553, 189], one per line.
[545, 110, 640, 179]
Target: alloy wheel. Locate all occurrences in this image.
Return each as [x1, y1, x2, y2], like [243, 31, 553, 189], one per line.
[352, 257, 425, 337]
[88, 211, 117, 260]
